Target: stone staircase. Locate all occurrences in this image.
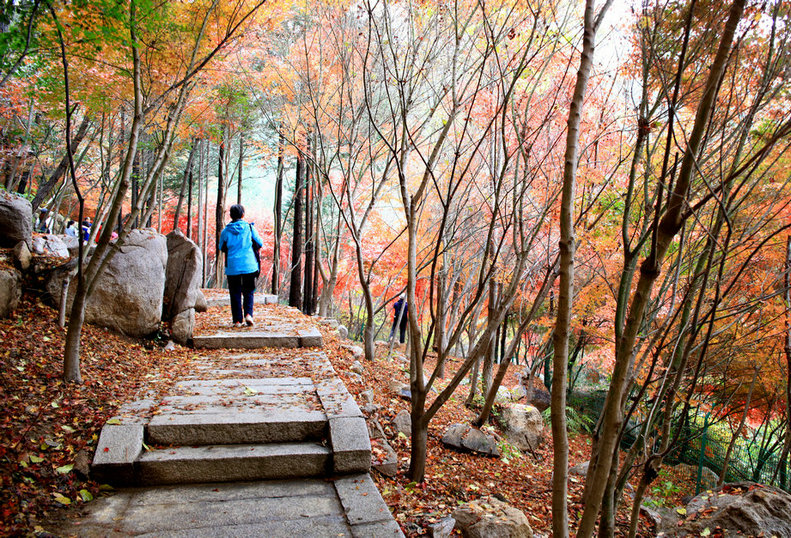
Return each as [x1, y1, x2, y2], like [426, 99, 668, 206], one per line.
[92, 352, 369, 487]
[76, 295, 402, 536]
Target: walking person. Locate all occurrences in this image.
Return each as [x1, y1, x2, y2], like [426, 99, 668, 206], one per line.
[390, 294, 408, 344]
[219, 204, 263, 328]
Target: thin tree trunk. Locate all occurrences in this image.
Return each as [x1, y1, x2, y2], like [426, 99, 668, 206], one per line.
[783, 236, 791, 488]
[272, 130, 284, 295]
[173, 143, 196, 232]
[289, 150, 304, 308]
[553, 0, 613, 534]
[215, 136, 226, 286]
[303, 136, 314, 315]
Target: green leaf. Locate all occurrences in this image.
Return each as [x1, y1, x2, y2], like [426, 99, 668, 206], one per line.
[243, 387, 258, 396]
[79, 489, 94, 502]
[29, 455, 44, 463]
[142, 442, 151, 451]
[56, 464, 74, 474]
[676, 507, 687, 516]
[700, 529, 711, 536]
[53, 493, 71, 505]
[61, 425, 75, 433]
[106, 418, 122, 425]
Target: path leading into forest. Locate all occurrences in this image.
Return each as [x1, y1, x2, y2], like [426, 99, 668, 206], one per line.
[60, 294, 402, 537]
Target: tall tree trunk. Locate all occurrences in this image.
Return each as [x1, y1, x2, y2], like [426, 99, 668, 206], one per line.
[303, 136, 314, 315]
[289, 150, 304, 309]
[173, 143, 196, 232]
[215, 137, 226, 286]
[553, 1, 612, 534]
[187, 141, 194, 239]
[783, 236, 791, 488]
[482, 279, 497, 397]
[272, 130, 284, 295]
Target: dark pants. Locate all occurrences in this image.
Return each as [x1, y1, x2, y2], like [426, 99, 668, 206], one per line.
[227, 273, 256, 323]
[390, 315, 407, 344]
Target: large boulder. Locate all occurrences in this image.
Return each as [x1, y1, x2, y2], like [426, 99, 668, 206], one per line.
[452, 496, 533, 538]
[54, 230, 167, 337]
[0, 191, 32, 248]
[441, 423, 500, 457]
[0, 266, 22, 318]
[673, 482, 791, 537]
[499, 404, 543, 451]
[163, 229, 202, 344]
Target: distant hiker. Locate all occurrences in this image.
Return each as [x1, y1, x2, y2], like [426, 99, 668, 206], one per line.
[220, 204, 263, 328]
[81, 217, 92, 242]
[390, 294, 408, 344]
[35, 208, 50, 233]
[64, 220, 78, 237]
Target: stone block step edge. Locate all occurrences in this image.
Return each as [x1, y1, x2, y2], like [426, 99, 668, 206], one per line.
[145, 412, 329, 446]
[134, 442, 332, 486]
[334, 474, 405, 538]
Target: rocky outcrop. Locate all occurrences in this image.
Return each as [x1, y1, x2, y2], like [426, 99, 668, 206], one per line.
[499, 404, 543, 451]
[452, 496, 533, 537]
[0, 191, 32, 248]
[31, 234, 69, 259]
[673, 482, 791, 537]
[441, 423, 500, 457]
[0, 266, 22, 318]
[163, 229, 202, 344]
[52, 230, 167, 337]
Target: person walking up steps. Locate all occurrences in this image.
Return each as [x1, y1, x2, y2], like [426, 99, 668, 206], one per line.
[220, 204, 263, 328]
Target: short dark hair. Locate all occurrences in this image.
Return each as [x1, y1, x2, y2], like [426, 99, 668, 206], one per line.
[229, 204, 245, 220]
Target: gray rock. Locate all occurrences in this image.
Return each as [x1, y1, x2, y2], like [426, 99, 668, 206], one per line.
[31, 233, 69, 258]
[672, 463, 719, 492]
[338, 325, 348, 339]
[367, 418, 386, 439]
[343, 344, 364, 359]
[0, 267, 22, 318]
[194, 289, 208, 312]
[499, 404, 543, 451]
[569, 461, 589, 476]
[170, 308, 195, 345]
[393, 410, 411, 436]
[350, 360, 364, 375]
[452, 496, 533, 538]
[675, 482, 791, 538]
[12, 241, 31, 270]
[360, 389, 374, 404]
[371, 439, 398, 477]
[429, 516, 456, 538]
[59, 229, 168, 337]
[0, 191, 32, 248]
[441, 423, 500, 457]
[163, 229, 203, 324]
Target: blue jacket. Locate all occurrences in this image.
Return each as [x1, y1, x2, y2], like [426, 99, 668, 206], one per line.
[220, 220, 263, 276]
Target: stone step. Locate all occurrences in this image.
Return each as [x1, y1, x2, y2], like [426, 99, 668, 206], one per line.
[137, 442, 331, 485]
[192, 327, 323, 349]
[146, 408, 328, 446]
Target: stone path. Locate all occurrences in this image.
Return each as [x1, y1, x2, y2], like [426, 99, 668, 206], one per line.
[63, 301, 402, 537]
